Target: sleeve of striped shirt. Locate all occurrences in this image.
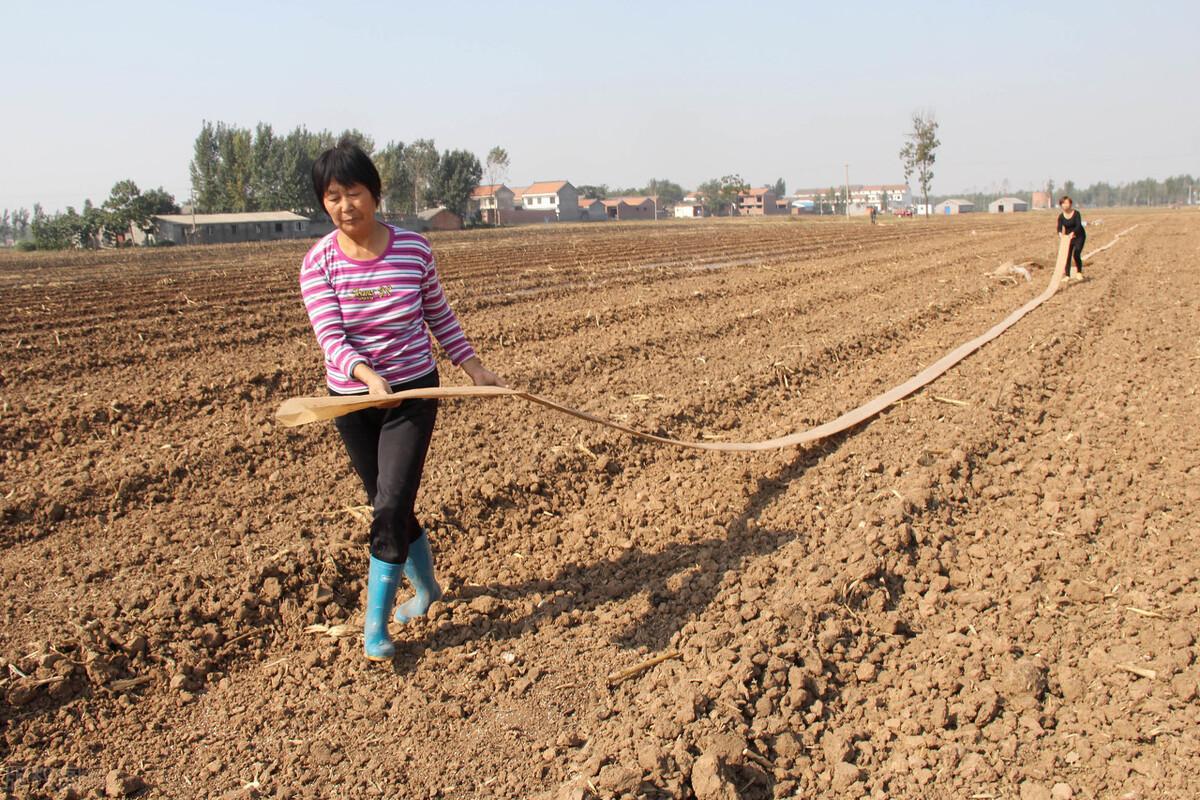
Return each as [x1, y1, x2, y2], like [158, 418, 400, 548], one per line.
[420, 253, 477, 366]
[300, 255, 368, 380]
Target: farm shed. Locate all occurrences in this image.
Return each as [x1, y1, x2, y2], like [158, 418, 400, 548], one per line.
[577, 197, 607, 221]
[602, 197, 656, 221]
[417, 207, 463, 231]
[674, 202, 706, 218]
[988, 197, 1029, 213]
[152, 211, 314, 245]
[938, 199, 975, 215]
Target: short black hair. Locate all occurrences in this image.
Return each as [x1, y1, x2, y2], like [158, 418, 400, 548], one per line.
[311, 139, 382, 208]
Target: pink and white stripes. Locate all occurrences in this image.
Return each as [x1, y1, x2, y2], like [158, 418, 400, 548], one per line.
[300, 225, 476, 393]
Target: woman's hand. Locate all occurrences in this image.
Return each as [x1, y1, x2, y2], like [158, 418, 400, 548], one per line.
[352, 363, 393, 396]
[461, 356, 507, 388]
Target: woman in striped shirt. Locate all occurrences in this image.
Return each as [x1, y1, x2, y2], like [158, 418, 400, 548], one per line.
[301, 140, 504, 661]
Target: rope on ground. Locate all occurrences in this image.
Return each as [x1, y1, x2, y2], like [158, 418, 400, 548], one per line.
[275, 227, 1138, 452]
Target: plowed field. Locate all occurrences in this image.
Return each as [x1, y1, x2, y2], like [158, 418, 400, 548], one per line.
[1, 212, 1197, 799]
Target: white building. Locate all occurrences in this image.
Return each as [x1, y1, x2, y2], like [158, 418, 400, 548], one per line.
[938, 199, 976, 215]
[849, 184, 912, 210]
[514, 180, 581, 221]
[988, 197, 1029, 213]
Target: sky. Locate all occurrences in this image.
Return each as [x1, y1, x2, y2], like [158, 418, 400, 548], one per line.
[2, 0, 1197, 212]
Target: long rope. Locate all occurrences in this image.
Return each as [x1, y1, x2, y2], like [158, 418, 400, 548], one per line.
[276, 228, 1136, 451]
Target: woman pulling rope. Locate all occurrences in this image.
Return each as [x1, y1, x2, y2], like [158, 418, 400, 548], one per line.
[300, 140, 505, 661]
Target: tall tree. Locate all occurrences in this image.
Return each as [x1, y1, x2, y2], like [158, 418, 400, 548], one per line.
[484, 146, 510, 190]
[251, 122, 291, 210]
[374, 141, 412, 215]
[217, 124, 255, 212]
[643, 178, 684, 205]
[190, 121, 223, 213]
[79, 199, 105, 248]
[12, 208, 30, 239]
[432, 149, 483, 218]
[771, 177, 786, 197]
[403, 139, 440, 211]
[899, 110, 940, 217]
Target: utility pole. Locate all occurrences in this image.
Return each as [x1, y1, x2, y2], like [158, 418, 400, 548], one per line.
[844, 163, 851, 220]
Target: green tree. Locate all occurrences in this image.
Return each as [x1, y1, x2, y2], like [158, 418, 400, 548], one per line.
[900, 110, 940, 218]
[771, 177, 786, 197]
[643, 178, 684, 205]
[218, 124, 255, 211]
[403, 139, 440, 211]
[103, 180, 178, 243]
[251, 122, 292, 210]
[190, 120, 223, 213]
[577, 184, 609, 200]
[79, 199, 105, 248]
[432, 149, 483, 218]
[103, 180, 144, 244]
[375, 141, 412, 215]
[695, 175, 747, 216]
[32, 206, 85, 250]
[12, 208, 30, 239]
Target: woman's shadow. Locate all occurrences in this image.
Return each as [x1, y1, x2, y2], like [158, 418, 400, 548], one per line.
[391, 438, 840, 673]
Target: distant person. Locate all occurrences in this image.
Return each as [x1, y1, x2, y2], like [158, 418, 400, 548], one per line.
[1056, 195, 1086, 280]
[300, 140, 505, 662]
[869, 206, 877, 224]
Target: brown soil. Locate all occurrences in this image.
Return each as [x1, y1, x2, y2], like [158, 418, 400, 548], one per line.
[1, 211, 1196, 799]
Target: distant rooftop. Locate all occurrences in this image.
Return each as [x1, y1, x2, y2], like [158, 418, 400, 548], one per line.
[154, 211, 310, 225]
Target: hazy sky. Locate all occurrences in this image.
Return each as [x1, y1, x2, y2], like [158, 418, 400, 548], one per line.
[3, 0, 1197, 212]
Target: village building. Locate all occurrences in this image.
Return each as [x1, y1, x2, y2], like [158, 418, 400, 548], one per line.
[674, 202, 706, 218]
[416, 207, 463, 231]
[515, 181, 581, 221]
[602, 197, 656, 221]
[150, 211, 316, 245]
[737, 187, 782, 215]
[988, 197, 1029, 213]
[468, 184, 515, 224]
[938, 199, 976, 214]
[577, 197, 607, 221]
[850, 184, 912, 210]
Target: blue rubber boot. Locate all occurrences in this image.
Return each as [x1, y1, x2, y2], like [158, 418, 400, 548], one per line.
[393, 531, 443, 623]
[364, 556, 402, 661]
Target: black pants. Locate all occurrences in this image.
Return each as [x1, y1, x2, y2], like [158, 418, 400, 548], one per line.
[332, 369, 439, 564]
[1066, 237, 1085, 274]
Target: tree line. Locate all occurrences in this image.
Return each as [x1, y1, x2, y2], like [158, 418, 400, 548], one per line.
[933, 174, 1198, 209]
[189, 121, 486, 220]
[2, 182, 178, 251]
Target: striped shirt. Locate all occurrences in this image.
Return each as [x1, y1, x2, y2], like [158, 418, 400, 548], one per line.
[300, 224, 476, 393]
